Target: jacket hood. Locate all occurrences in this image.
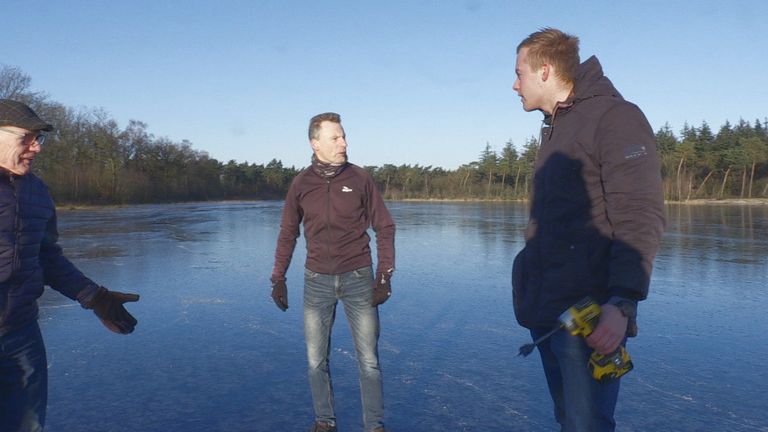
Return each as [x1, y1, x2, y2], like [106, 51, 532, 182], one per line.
[543, 56, 622, 125]
[572, 55, 623, 102]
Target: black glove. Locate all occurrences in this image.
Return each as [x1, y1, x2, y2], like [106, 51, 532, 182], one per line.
[271, 278, 288, 311]
[90, 287, 140, 334]
[371, 271, 392, 307]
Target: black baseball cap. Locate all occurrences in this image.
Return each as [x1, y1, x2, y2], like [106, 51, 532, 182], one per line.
[0, 99, 54, 131]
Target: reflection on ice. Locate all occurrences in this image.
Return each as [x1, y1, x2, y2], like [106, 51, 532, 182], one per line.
[39, 201, 768, 431]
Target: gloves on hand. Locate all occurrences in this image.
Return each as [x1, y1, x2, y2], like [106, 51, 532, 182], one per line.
[90, 287, 140, 334]
[271, 278, 288, 311]
[371, 271, 393, 307]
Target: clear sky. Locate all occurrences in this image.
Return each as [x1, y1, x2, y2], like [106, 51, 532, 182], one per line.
[4, 0, 767, 169]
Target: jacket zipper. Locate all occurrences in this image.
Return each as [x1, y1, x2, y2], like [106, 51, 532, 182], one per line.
[324, 179, 333, 273]
[10, 175, 20, 272]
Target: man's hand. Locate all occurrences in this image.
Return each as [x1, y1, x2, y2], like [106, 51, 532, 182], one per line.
[585, 304, 627, 355]
[91, 287, 140, 334]
[371, 271, 392, 307]
[271, 279, 288, 311]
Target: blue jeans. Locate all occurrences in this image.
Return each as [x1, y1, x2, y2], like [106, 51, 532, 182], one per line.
[304, 266, 384, 431]
[0, 321, 48, 432]
[531, 328, 622, 432]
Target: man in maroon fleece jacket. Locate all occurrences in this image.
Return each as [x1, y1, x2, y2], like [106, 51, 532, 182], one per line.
[270, 112, 395, 432]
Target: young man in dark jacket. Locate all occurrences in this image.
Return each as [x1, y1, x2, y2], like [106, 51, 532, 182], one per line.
[0, 99, 140, 432]
[511, 29, 665, 431]
[271, 112, 395, 432]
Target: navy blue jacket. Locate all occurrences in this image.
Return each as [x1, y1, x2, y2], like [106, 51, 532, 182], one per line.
[0, 171, 97, 334]
[512, 56, 665, 329]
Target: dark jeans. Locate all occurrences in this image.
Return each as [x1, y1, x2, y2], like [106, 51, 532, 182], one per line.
[0, 321, 47, 432]
[304, 266, 384, 432]
[531, 328, 622, 432]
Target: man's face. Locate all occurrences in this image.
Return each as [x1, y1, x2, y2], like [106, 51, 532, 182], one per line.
[513, 47, 545, 112]
[0, 126, 43, 176]
[311, 121, 347, 165]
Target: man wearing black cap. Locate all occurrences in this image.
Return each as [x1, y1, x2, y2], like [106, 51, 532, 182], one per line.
[0, 99, 140, 432]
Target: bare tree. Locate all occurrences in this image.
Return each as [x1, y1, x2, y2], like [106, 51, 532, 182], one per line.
[0, 65, 32, 99]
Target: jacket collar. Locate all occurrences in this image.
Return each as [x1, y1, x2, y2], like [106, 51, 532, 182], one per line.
[310, 154, 348, 179]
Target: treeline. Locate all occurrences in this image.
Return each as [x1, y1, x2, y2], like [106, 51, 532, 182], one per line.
[3, 65, 767, 204]
[1, 66, 298, 204]
[370, 118, 768, 201]
[365, 140, 538, 200]
[656, 120, 768, 200]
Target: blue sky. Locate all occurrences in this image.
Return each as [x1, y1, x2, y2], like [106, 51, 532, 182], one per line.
[4, 0, 767, 169]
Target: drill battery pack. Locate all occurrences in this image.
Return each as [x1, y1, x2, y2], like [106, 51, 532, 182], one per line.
[589, 346, 634, 382]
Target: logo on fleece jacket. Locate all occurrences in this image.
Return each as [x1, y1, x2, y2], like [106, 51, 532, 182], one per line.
[341, 186, 353, 192]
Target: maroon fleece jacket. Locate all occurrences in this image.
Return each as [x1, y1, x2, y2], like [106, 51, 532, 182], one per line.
[272, 163, 395, 280]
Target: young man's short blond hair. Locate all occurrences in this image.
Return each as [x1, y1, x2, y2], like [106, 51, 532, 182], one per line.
[517, 28, 580, 87]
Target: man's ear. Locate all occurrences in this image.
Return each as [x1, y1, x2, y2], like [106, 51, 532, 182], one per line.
[540, 63, 550, 82]
[310, 139, 319, 151]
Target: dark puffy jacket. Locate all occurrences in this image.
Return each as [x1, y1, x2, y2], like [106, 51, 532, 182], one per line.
[512, 56, 665, 329]
[0, 171, 96, 334]
[272, 163, 395, 279]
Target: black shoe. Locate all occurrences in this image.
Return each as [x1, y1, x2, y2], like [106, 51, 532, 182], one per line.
[309, 421, 337, 432]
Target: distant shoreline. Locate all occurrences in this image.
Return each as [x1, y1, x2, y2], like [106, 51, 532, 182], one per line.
[399, 198, 768, 206]
[670, 198, 768, 206]
[56, 197, 768, 211]
[399, 198, 526, 203]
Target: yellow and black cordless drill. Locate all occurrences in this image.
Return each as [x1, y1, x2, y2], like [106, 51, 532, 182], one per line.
[518, 297, 633, 382]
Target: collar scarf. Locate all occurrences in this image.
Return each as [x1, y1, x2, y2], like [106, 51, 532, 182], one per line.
[311, 154, 347, 179]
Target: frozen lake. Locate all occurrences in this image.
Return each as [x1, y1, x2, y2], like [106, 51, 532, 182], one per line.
[38, 201, 768, 431]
